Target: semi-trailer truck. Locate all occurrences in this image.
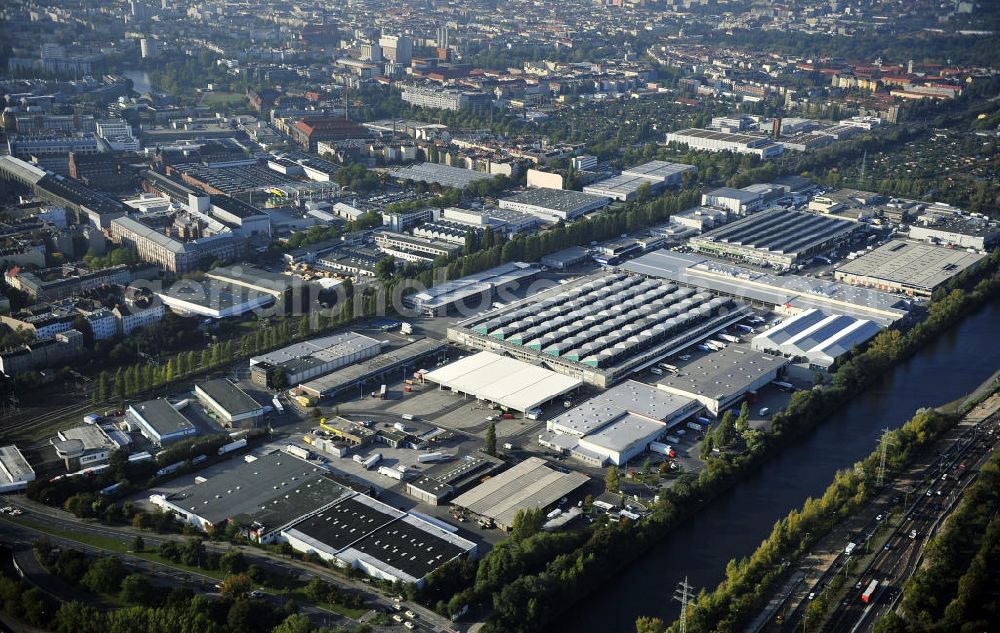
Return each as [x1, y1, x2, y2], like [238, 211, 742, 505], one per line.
[649, 442, 677, 458]
[718, 334, 740, 343]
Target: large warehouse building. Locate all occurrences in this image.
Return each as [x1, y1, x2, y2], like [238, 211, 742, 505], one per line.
[448, 272, 751, 388]
[656, 347, 787, 416]
[622, 250, 909, 326]
[250, 332, 382, 387]
[151, 450, 476, 586]
[583, 160, 696, 202]
[281, 494, 477, 586]
[751, 309, 883, 370]
[834, 240, 985, 297]
[126, 399, 199, 446]
[666, 128, 784, 159]
[689, 209, 862, 270]
[498, 188, 610, 222]
[451, 457, 589, 531]
[403, 262, 540, 316]
[424, 352, 583, 412]
[538, 381, 700, 466]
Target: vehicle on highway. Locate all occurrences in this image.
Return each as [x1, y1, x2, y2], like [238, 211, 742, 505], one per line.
[405, 610, 416, 619]
[808, 592, 816, 600]
[910, 529, 918, 539]
[404, 623, 415, 630]
[876, 514, 883, 521]
[392, 614, 404, 623]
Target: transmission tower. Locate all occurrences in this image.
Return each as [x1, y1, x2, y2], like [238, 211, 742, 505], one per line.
[876, 428, 895, 487]
[673, 577, 695, 633]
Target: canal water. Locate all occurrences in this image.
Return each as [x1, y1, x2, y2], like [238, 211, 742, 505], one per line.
[562, 300, 1000, 633]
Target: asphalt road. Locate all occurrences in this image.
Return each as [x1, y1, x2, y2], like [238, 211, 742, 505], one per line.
[0, 498, 457, 632]
[768, 409, 1000, 633]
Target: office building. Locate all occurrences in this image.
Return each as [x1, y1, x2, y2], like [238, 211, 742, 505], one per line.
[400, 85, 490, 112]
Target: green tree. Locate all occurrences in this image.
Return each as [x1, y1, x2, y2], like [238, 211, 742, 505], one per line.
[81, 556, 127, 594]
[219, 549, 247, 576]
[180, 538, 205, 567]
[97, 371, 110, 401]
[484, 422, 497, 456]
[131, 535, 144, 553]
[635, 616, 666, 633]
[509, 507, 545, 541]
[605, 465, 620, 493]
[118, 574, 153, 604]
[272, 613, 313, 633]
[219, 572, 254, 600]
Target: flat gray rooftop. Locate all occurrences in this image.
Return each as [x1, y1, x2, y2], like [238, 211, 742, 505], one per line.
[164, 450, 350, 526]
[622, 249, 909, 326]
[131, 399, 197, 436]
[196, 379, 262, 416]
[549, 380, 695, 436]
[250, 332, 381, 370]
[501, 188, 610, 213]
[656, 347, 785, 401]
[835, 240, 985, 291]
[452, 456, 589, 528]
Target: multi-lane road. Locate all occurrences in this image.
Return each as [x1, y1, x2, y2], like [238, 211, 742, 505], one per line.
[774, 409, 1000, 633]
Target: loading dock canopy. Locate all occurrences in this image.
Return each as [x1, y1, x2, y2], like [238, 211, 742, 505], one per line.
[424, 351, 582, 412]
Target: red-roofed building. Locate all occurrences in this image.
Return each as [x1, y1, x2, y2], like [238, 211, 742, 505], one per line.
[290, 117, 368, 151]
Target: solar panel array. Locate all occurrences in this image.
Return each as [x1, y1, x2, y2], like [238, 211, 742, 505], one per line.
[472, 273, 734, 369]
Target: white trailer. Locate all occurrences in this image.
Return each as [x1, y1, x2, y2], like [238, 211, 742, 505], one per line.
[378, 465, 404, 480]
[718, 333, 740, 343]
[284, 444, 310, 460]
[417, 451, 449, 463]
[218, 438, 248, 455]
[361, 453, 382, 470]
[665, 435, 681, 444]
[686, 422, 703, 432]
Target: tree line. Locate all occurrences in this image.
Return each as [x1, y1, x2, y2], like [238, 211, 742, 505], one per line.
[413, 248, 1000, 633]
[875, 449, 1000, 633]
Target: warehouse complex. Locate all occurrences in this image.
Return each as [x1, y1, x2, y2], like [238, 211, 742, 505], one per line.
[281, 495, 477, 586]
[151, 450, 476, 586]
[689, 209, 861, 270]
[404, 453, 505, 505]
[298, 337, 446, 400]
[656, 347, 787, 416]
[834, 240, 985, 297]
[388, 162, 492, 189]
[424, 352, 583, 412]
[622, 250, 909, 326]
[498, 188, 610, 222]
[250, 332, 383, 387]
[451, 457, 589, 531]
[751, 309, 883, 369]
[403, 261, 540, 316]
[583, 160, 696, 202]
[538, 381, 701, 466]
[448, 272, 751, 388]
[666, 128, 784, 158]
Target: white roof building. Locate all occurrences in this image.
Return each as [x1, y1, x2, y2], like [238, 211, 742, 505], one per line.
[751, 309, 882, 370]
[423, 351, 582, 412]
